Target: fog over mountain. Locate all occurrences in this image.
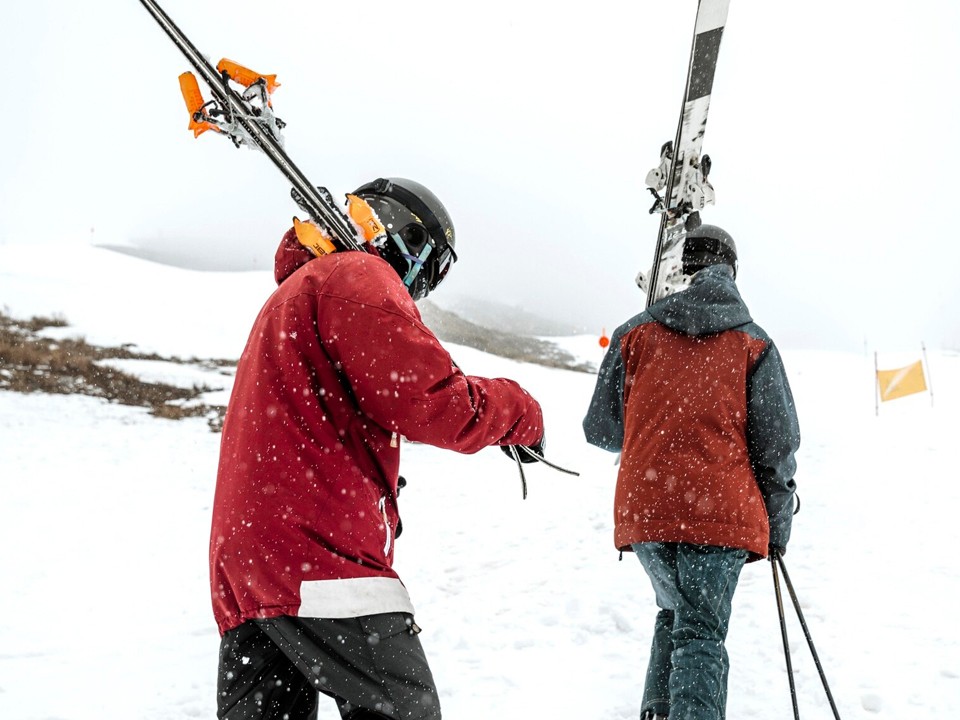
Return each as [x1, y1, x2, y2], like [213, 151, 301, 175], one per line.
[3, 1, 960, 354]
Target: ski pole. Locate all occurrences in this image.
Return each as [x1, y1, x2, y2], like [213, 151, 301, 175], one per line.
[507, 445, 580, 500]
[517, 445, 580, 476]
[507, 445, 528, 500]
[770, 550, 801, 720]
[776, 554, 843, 720]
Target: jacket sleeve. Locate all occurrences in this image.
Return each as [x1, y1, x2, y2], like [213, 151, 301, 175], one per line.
[582, 324, 628, 452]
[320, 270, 542, 453]
[746, 341, 801, 548]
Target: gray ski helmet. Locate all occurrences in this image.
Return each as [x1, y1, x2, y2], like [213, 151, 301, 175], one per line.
[353, 177, 457, 301]
[682, 223, 738, 279]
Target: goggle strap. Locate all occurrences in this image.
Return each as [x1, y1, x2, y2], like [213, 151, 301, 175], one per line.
[402, 242, 433, 287]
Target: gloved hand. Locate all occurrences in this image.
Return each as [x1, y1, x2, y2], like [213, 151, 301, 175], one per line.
[768, 544, 786, 560]
[501, 436, 546, 464]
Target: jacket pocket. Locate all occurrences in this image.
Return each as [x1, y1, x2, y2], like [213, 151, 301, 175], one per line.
[359, 612, 421, 641]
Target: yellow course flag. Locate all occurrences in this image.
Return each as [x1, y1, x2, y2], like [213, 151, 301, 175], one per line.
[877, 360, 927, 402]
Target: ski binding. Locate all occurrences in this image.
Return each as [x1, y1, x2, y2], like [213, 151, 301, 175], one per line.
[178, 59, 286, 148]
[645, 140, 715, 217]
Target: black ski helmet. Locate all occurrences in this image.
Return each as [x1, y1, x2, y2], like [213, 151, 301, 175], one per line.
[682, 223, 738, 279]
[353, 177, 457, 301]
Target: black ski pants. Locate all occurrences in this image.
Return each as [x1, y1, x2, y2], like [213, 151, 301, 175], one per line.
[217, 613, 442, 720]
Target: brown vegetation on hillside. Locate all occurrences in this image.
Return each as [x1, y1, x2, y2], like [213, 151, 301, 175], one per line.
[1, 303, 593, 433]
[0, 310, 230, 431]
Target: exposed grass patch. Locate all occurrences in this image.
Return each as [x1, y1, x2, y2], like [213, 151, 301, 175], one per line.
[0, 310, 231, 432]
[2, 303, 594, 434]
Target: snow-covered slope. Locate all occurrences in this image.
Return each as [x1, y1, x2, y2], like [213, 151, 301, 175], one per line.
[1, 244, 958, 719]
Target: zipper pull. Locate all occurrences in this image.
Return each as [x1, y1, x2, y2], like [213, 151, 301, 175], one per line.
[379, 496, 392, 556]
[390, 432, 398, 448]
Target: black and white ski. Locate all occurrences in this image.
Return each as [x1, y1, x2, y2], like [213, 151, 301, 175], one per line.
[643, 0, 731, 307]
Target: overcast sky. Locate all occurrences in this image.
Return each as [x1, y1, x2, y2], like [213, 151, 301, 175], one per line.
[2, 1, 959, 350]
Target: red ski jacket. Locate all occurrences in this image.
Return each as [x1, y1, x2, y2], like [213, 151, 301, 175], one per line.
[210, 231, 543, 634]
[583, 266, 799, 560]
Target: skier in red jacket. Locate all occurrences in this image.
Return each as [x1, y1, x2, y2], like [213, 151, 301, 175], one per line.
[211, 178, 544, 720]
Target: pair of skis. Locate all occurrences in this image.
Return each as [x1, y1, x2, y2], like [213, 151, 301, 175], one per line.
[140, 0, 730, 304]
[643, 0, 731, 307]
[138, 0, 374, 255]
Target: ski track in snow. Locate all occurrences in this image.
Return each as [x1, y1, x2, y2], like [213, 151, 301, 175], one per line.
[1, 244, 959, 719]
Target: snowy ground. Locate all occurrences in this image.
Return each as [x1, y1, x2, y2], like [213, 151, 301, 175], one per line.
[1, 244, 958, 719]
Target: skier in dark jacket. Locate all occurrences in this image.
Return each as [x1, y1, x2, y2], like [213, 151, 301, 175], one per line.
[212, 178, 544, 720]
[583, 223, 800, 720]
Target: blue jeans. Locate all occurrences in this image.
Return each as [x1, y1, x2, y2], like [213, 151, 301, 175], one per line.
[632, 543, 747, 720]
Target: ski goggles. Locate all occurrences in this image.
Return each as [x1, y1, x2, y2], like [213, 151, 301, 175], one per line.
[394, 223, 456, 292]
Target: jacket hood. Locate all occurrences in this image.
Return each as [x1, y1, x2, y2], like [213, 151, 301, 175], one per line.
[647, 264, 752, 336]
[274, 227, 384, 286]
[274, 227, 315, 285]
